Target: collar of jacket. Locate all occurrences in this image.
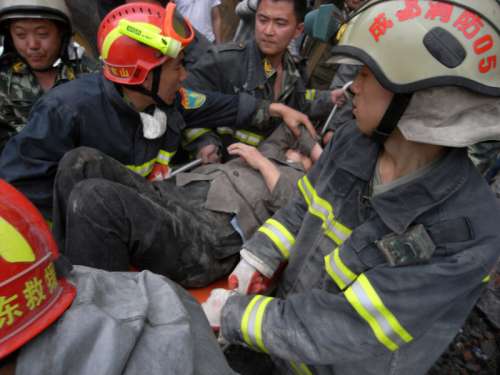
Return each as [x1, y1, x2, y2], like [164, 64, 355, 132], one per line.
[336, 124, 470, 234]
[102, 74, 142, 121]
[244, 39, 300, 95]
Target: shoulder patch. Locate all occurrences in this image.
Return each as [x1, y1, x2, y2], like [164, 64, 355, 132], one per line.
[179, 88, 206, 109]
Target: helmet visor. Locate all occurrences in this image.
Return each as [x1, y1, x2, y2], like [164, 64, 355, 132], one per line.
[163, 3, 194, 47]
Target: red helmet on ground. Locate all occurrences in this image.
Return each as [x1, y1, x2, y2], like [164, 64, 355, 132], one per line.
[97, 2, 194, 86]
[0, 180, 76, 359]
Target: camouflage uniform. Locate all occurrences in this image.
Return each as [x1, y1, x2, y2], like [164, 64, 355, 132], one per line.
[183, 39, 331, 158]
[0, 51, 96, 150]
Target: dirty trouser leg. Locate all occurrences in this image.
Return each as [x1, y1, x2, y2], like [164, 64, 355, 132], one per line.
[64, 178, 240, 287]
[53, 147, 160, 253]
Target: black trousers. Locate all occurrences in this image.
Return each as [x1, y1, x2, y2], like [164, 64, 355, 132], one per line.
[53, 147, 240, 287]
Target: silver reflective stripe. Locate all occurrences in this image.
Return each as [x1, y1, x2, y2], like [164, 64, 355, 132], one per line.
[345, 275, 412, 351]
[325, 247, 356, 290]
[258, 219, 294, 259]
[216, 127, 234, 135]
[241, 295, 273, 353]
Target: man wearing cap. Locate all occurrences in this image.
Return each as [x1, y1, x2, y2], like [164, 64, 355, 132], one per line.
[0, 1, 313, 219]
[0, 0, 97, 151]
[201, 1, 500, 374]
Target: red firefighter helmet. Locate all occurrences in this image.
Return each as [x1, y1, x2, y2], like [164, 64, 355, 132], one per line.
[97, 2, 194, 86]
[0, 180, 76, 359]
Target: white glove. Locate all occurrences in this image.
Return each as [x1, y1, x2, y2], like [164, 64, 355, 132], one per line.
[228, 258, 271, 295]
[202, 288, 234, 331]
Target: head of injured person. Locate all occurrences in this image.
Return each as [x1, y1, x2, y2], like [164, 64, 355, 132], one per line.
[330, 0, 500, 147]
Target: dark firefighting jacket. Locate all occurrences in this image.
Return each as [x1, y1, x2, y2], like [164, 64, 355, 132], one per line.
[183, 39, 332, 152]
[221, 122, 500, 375]
[0, 72, 257, 217]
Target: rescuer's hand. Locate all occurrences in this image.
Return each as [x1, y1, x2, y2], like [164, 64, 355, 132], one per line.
[228, 258, 271, 295]
[202, 288, 235, 331]
[147, 163, 170, 181]
[269, 103, 318, 140]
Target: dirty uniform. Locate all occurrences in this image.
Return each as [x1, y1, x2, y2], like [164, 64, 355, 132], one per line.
[0, 72, 257, 218]
[16, 266, 236, 375]
[0, 52, 96, 151]
[53, 126, 313, 287]
[183, 39, 331, 155]
[220, 122, 500, 375]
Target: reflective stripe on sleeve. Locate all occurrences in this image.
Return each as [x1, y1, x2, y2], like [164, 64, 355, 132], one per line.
[127, 158, 156, 177]
[241, 295, 274, 353]
[482, 275, 491, 283]
[127, 149, 176, 176]
[216, 127, 234, 136]
[324, 247, 357, 290]
[157, 150, 176, 166]
[290, 361, 313, 375]
[234, 130, 263, 146]
[344, 274, 413, 351]
[258, 218, 295, 259]
[183, 128, 211, 144]
[297, 176, 352, 245]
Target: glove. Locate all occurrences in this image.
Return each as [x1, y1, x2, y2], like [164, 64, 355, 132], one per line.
[228, 258, 271, 295]
[202, 288, 234, 331]
[147, 163, 170, 181]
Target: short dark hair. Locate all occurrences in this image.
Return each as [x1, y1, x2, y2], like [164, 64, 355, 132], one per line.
[256, 0, 307, 23]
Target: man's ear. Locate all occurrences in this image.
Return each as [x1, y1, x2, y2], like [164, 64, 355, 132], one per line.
[294, 22, 304, 39]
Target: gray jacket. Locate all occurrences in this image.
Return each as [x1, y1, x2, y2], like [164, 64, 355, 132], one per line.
[176, 126, 315, 240]
[17, 266, 235, 375]
[221, 123, 500, 375]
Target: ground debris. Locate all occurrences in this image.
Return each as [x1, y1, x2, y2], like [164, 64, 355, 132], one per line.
[428, 308, 500, 374]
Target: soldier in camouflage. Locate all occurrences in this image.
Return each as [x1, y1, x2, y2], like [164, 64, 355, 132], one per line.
[0, 0, 96, 151]
[184, 0, 332, 163]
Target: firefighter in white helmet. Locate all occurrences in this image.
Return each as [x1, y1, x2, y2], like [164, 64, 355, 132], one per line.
[202, 1, 500, 374]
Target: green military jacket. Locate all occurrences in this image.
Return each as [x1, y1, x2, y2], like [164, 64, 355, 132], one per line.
[0, 51, 96, 150]
[183, 39, 331, 155]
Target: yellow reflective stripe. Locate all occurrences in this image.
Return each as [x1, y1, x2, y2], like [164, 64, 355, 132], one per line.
[298, 176, 352, 245]
[127, 159, 155, 177]
[184, 128, 211, 143]
[482, 275, 491, 283]
[258, 218, 295, 259]
[216, 127, 234, 135]
[240, 295, 273, 353]
[0, 217, 35, 263]
[305, 89, 316, 101]
[290, 361, 313, 375]
[234, 130, 263, 146]
[345, 274, 413, 351]
[157, 150, 176, 166]
[324, 247, 357, 290]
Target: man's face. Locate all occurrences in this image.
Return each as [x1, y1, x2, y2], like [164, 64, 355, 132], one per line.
[254, 0, 303, 59]
[9, 19, 63, 70]
[351, 66, 394, 136]
[156, 54, 187, 105]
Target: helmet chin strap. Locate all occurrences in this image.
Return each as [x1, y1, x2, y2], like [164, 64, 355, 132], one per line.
[125, 65, 173, 110]
[370, 93, 413, 144]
